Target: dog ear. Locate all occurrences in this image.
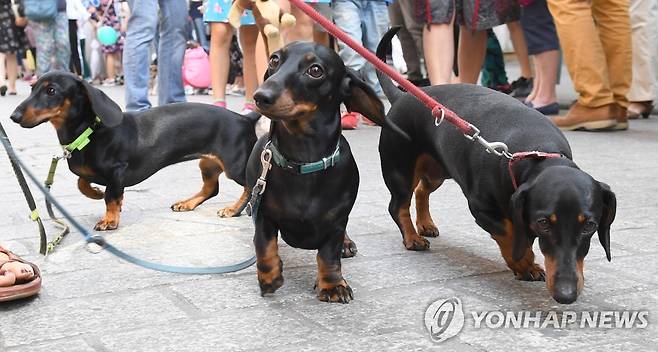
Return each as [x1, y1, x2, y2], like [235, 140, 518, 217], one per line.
[597, 182, 616, 262]
[510, 183, 533, 262]
[341, 68, 385, 123]
[341, 69, 411, 140]
[81, 79, 123, 127]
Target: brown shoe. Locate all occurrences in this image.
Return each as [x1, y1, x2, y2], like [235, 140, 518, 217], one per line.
[627, 101, 653, 119]
[612, 104, 628, 130]
[550, 103, 617, 131]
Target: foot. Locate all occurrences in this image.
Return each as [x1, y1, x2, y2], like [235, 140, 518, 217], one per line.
[315, 281, 353, 303]
[258, 259, 284, 296]
[627, 101, 653, 119]
[94, 218, 119, 231]
[514, 263, 546, 281]
[217, 206, 239, 218]
[417, 221, 440, 237]
[530, 101, 560, 115]
[341, 236, 358, 258]
[170, 200, 197, 212]
[403, 235, 430, 251]
[550, 102, 617, 131]
[612, 103, 628, 131]
[0, 246, 41, 302]
[510, 77, 533, 98]
[0, 85, 6, 97]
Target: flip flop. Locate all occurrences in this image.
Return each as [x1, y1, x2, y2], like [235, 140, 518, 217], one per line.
[0, 246, 41, 302]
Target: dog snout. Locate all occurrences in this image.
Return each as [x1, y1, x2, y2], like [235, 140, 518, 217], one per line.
[552, 278, 579, 304]
[254, 89, 277, 110]
[10, 110, 23, 123]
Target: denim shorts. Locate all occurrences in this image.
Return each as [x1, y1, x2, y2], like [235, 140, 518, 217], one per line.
[204, 0, 256, 25]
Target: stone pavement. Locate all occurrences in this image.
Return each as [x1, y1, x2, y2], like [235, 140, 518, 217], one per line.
[0, 77, 657, 352]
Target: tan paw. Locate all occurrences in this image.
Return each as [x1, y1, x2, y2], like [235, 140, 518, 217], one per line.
[94, 218, 119, 231]
[404, 235, 430, 251]
[217, 207, 238, 218]
[170, 201, 196, 212]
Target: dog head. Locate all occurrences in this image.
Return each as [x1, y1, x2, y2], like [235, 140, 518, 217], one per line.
[510, 166, 616, 304]
[253, 41, 388, 134]
[10, 71, 123, 130]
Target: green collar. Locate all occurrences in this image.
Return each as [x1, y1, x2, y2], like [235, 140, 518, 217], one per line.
[269, 141, 340, 174]
[63, 117, 101, 152]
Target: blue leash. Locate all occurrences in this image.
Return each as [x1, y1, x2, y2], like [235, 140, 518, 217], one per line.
[0, 127, 256, 275]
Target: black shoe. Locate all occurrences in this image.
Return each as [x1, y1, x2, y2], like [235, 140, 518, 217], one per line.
[0, 85, 7, 97]
[510, 77, 533, 98]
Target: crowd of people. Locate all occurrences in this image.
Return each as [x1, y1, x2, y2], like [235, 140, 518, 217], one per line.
[0, 0, 656, 302]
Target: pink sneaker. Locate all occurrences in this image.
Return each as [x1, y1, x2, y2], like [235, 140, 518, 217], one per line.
[241, 102, 256, 114]
[341, 112, 360, 130]
[213, 101, 227, 108]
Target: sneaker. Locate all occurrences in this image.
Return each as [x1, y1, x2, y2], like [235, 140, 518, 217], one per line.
[510, 77, 533, 98]
[102, 79, 117, 87]
[228, 85, 246, 96]
[241, 102, 256, 114]
[528, 102, 560, 115]
[213, 101, 227, 108]
[341, 112, 360, 130]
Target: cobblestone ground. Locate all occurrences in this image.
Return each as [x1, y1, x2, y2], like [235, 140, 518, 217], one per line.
[0, 77, 657, 352]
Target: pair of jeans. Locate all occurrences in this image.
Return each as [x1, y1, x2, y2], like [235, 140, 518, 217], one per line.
[31, 12, 71, 77]
[123, 0, 188, 111]
[332, 0, 390, 96]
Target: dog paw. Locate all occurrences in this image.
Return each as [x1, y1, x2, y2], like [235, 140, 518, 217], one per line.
[89, 187, 105, 199]
[94, 219, 118, 231]
[404, 236, 430, 251]
[315, 282, 353, 304]
[417, 222, 440, 237]
[515, 264, 546, 281]
[170, 201, 195, 212]
[217, 206, 238, 218]
[259, 274, 284, 296]
[342, 239, 358, 258]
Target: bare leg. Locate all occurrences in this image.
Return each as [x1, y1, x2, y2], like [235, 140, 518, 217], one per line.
[423, 21, 455, 85]
[457, 27, 487, 83]
[5, 53, 18, 93]
[209, 22, 233, 104]
[507, 21, 532, 78]
[530, 50, 559, 107]
[239, 25, 259, 104]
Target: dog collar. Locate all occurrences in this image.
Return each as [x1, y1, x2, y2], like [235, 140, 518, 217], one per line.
[63, 117, 102, 152]
[508, 151, 564, 189]
[269, 142, 340, 174]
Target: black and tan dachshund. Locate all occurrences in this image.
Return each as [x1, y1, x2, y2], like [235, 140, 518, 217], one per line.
[10, 71, 259, 231]
[246, 42, 405, 303]
[376, 28, 616, 304]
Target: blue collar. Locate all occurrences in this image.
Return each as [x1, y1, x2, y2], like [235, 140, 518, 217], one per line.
[268, 141, 340, 174]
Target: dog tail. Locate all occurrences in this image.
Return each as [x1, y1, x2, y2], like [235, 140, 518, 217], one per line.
[376, 27, 405, 105]
[242, 111, 262, 125]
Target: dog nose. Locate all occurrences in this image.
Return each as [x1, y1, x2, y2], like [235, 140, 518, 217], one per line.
[552, 280, 578, 304]
[254, 89, 276, 110]
[10, 110, 22, 123]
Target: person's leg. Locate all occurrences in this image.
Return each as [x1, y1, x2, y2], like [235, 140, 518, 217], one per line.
[32, 21, 55, 77]
[193, 18, 210, 52]
[389, 1, 423, 81]
[398, 0, 425, 59]
[0, 53, 5, 94]
[361, 0, 390, 95]
[6, 53, 18, 93]
[106, 53, 116, 81]
[333, 0, 366, 76]
[507, 21, 532, 79]
[627, 0, 657, 117]
[124, 0, 159, 111]
[69, 19, 81, 75]
[422, 0, 455, 85]
[547, 0, 612, 108]
[157, 0, 188, 106]
[209, 22, 233, 106]
[54, 12, 71, 71]
[457, 27, 487, 84]
[311, 3, 331, 47]
[530, 50, 559, 107]
[239, 25, 259, 110]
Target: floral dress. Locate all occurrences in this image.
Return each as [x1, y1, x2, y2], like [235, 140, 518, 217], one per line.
[0, 0, 28, 54]
[92, 0, 124, 54]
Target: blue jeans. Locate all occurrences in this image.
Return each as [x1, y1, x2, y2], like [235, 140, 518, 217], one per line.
[124, 0, 188, 111]
[332, 0, 390, 96]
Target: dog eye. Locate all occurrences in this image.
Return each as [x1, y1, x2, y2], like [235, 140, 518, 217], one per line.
[46, 87, 56, 96]
[268, 55, 280, 70]
[581, 220, 597, 235]
[306, 64, 324, 79]
[536, 218, 551, 231]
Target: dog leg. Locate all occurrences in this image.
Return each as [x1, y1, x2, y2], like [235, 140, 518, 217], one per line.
[415, 177, 444, 238]
[217, 186, 249, 218]
[255, 218, 283, 295]
[316, 233, 353, 303]
[95, 192, 123, 231]
[341, 232, 358, 258]
[491, 219, 546, 281]
[171, 157, 221, 212]
[77, 177, 104, 199]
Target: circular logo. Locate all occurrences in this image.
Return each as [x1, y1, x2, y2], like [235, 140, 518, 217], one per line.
[424, 297, 465, 343]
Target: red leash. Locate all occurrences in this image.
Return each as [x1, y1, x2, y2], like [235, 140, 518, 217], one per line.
[288, 0, 473, 135]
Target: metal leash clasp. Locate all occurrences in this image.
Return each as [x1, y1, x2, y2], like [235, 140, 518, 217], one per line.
[464, 125, 513, 160]
[256, 146, 273, 195]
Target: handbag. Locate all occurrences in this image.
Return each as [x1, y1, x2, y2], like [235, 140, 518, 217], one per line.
[23, 0, 58, 22]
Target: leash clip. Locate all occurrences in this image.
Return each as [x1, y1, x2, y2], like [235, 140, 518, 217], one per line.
[256, 146, 273, 195]
[464, 125, 513, 159]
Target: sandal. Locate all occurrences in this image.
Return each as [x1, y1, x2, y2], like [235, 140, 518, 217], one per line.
[627, 101, 653, 119]
[0, 246, 41, 302]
